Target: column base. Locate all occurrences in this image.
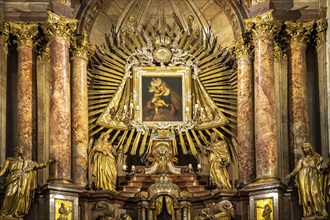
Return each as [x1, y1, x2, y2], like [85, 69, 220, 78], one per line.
[38, 183, 83, 220]
[47, 178, 73, 185]
[245, 181, 301, 220]
[250, 177, 280, 186]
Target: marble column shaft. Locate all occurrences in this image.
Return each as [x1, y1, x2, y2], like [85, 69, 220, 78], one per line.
[10, 23, 38, 160]
[49, 35, 72, 182]
[71, 35, 92, 186]
[235, 38, 255, 185]
[45, 12, 77, 183]
[245, 10, 280, 181]
[0, 23, 9, 164]
[286, 21, 314, 156]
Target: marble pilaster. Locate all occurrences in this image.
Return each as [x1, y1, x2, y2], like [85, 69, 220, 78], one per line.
[315, 19, 328, 157]
[273, 40, 290, 180]
[44, 11, 77, 183]
[285, 21, 314, 159]
[0, 22, 9, 164]
[10, 23, 38, 160]
[245, 10, 280, 182]
[71, 34, 93, 187]
[234, 34, 255, 186]
[36, 45, 50, 185]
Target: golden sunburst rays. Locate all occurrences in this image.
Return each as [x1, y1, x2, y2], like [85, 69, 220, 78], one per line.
[88, 25, 237, 157]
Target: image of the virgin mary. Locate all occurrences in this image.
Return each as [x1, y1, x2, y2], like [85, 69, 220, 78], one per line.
[142, 78, 182, 121]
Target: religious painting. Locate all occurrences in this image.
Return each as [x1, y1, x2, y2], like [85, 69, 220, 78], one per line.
[141, 76, 183, 122]
[133, 66, 191, 129]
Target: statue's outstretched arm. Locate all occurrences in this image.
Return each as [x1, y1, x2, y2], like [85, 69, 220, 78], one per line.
[286, 159, 302, 179]
[35, 159, 55, 170]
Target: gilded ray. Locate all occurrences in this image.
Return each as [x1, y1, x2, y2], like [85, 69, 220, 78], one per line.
[88, 24, 237, 156]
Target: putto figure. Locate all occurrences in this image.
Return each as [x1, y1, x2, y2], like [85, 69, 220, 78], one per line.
[91, 132, 117, 192]
[286, 143, 328, 217]
[0, 146, 53, 218]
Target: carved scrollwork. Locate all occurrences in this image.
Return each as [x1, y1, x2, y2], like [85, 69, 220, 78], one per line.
[91, 201, 115, 220]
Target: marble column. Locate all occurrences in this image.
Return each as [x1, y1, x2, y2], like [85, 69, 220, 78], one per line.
[0, 22, 9, 163]
[285, 21, 314, 158]
[71, 34, 93, 187]
[315, 19, 328, 157]
[234, 34, 255, 186]
[10, 23, 38, 160]
[44, 12, 77, 183]
[245, 10, 280, 182]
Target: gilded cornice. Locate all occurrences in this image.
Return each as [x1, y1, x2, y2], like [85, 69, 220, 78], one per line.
[285, 21, 314, 44]
[233, 33, 253, 57]
[43, 11, 77, 40]
[71, 34, 94, 59]
[315, 18, 328, 46]
[244, 10, 281, 39]
[10, 23, 38, 47]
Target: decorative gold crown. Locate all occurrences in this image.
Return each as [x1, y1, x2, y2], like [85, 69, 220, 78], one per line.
[155, 35, 171, 48]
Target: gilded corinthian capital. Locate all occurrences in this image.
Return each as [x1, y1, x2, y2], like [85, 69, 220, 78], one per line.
[244, 10, 281, 39]
[315, 18, 328, 46]
[233, 33, 253, 57]
[71, 33, 94, 59]
[0, 22, 10, 46]
[285, 21, 315, 44]
[43, 11, 77, 39]
[0, 22, 10, 36]
[10, 23, 38, 47]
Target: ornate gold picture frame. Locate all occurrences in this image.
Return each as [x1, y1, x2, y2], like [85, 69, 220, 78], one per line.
[132, 66, 192, 130]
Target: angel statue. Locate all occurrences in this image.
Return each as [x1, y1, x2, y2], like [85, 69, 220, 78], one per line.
[205, 132, 232, 190]
[0, 146, 54, 218]
[286, 143, 328, 217]
[91, 132, 117, 192]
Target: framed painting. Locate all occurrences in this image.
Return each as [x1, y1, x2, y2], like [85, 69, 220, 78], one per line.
[132, 66, 192, 130]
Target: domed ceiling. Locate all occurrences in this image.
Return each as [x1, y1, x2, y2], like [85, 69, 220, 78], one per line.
[79, 0, 247, 48]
